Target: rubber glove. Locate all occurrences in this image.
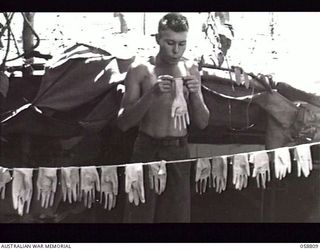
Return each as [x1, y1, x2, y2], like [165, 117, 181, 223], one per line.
[232, 154, 250, 190]
[249, 151, 270, 189]
[211, 156, 228, 193]
[148, 160, 167, 195]
[293, 144, 312, 177]
[125, 163, 145, 206]
[80, 166, 100, 209]
[274, 147, 291, 180]
[36, 167, 58, 208]
[171, 78, 190, 131]
[100, 166, 118, 210]
[0, 167, 12, 199]
[12, 168, 33, 216]
[195, 158, 211, 194]
[61, 167, 80, 203]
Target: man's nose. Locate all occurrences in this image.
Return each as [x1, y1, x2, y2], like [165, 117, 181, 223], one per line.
[173, 44, 179, 54]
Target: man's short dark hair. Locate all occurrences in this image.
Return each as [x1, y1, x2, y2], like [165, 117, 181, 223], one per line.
[158, 13, 189, 33]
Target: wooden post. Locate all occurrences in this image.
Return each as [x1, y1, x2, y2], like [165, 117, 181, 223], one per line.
[22, 12, 35, 76]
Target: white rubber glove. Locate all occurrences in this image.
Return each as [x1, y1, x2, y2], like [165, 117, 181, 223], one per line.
[274, 147, 291, 180]
[195, 158, 211, 194]
[249, 151, 271, 189]
[125, 163, 145, 206]
[294, 144, 312, 178]
[80, 166, 100, 208]
[12, 168, 33, 216]
[232, 154, 250, 190]
[36, 167, 58, 208]
[148, 160, 167, 195]
[61, 167, 80, 203]
[0, 167, 12, 199]
[100, 166, 118, 210]
[211, 156, 228, 193]
[171, 78, 190, 130]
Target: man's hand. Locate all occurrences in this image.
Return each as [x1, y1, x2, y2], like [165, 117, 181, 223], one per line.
[80, 166, 100, 209]
[36, 168, 58, 208]
[0, 167, 11, 199]
[61, 167, 80, 203]
[153, 75, 174, 96]
[100, 166, 118, 210]
[184, 75, 201, 94]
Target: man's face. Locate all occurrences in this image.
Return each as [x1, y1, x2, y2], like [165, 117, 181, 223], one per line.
[157, 29, 188, 65]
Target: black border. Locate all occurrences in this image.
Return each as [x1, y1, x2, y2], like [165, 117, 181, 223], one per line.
[1, 223, 320, 242]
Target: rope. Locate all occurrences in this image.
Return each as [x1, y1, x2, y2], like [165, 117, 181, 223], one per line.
[2, 141, 320, 171]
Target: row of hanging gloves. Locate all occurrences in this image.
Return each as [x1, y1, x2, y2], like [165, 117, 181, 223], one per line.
[0, 143, 314, 216]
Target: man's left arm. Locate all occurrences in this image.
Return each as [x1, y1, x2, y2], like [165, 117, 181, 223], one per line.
[185, 64, 210, 129]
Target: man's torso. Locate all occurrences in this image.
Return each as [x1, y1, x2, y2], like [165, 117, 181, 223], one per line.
[138, 56, 192, 138]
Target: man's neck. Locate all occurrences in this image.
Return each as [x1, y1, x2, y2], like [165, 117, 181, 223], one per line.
[154, 54, 179, 67]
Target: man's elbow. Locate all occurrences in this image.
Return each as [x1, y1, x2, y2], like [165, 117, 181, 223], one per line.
[197, 113, 210, 130]
[198, 119, 209, 130]
[117, 116, 130, 132]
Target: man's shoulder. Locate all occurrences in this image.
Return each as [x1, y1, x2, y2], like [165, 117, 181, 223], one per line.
[129, 56, 154, 72]
[181, 57, 199, 74]
[181, 57, 199, 69]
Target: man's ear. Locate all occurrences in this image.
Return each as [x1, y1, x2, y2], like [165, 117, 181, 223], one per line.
[155, 33, 160, 45]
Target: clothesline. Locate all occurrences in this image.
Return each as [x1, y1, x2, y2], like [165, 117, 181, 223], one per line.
[2, 141, 320, 172]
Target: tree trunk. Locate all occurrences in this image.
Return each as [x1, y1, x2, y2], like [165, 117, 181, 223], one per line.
[22, 12, 35, 62]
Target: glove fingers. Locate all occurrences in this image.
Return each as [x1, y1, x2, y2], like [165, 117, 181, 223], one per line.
[112, 194, 117, 208]
[83, 191, 88, 207]
[108, 193, 113, 211]
[256, 176, 260, 188]
[128, 189, 134, 203]
[72, 187, 78, 203]
[186, 111, 190, 125]
[88, 190, 93, 208]
[45, 192, 50, 209]
[243, 175, 248, 189]
[0, 187, 4, 199]
[133, 188, 139, 206]
[182, 115, 187, 129]
[113, 176, 118, 196]
[155, 178, 160, 195]
[50, 192, 55, 207]
[18, 197, 25, 216]
[202, 178, 207, 194]
[149, 174, 154, 190]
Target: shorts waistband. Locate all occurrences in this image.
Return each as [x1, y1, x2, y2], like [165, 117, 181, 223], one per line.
[137, 131, 188, 147]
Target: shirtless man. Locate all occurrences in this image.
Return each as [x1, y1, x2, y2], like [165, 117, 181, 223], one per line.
[117, 13, 210, 223]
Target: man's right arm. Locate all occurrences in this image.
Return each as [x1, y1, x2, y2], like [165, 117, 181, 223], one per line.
[117, 64, 155, 132]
